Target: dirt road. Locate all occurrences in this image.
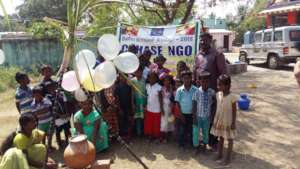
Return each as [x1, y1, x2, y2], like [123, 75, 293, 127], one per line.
[0, 62, 299, 169]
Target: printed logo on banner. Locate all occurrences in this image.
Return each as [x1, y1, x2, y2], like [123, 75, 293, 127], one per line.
[150, 28, 164, 36]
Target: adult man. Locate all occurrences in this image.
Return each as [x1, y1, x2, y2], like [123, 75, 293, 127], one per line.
[193, 33, 227, 91]
[193, 32, 227, 149]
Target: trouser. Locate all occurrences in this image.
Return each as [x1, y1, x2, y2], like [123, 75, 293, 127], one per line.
[209, 102, 218, 147]
[134, 118, 143, 136]
[178, 114, 193, 147]
[198, 117, 210, 144]
[119, 110, 130, 137]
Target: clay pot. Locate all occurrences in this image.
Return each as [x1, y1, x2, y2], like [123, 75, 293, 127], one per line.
[64, 135, 96, 169]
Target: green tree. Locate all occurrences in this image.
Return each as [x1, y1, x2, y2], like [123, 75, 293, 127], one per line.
[87, 4, 123, 36]
[229, 0, 268, 45]
[126, 0, 196, 25]
[18, 0, 67, 21]
[27, 22, 62, 39]
[88, 1, 195, 36]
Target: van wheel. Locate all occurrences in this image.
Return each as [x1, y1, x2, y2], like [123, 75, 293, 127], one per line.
[239, 54, 249, 64]
[268, 55, 279, 69]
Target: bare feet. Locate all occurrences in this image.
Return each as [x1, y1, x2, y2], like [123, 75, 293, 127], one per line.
[214, 155, 223, 162]
[222, 157, 231, 166]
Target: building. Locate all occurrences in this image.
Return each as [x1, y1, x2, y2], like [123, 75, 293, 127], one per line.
[202, 17, 235, 52]
[258, 0, 300, 28]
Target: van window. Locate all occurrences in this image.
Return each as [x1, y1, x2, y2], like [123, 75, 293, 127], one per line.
[274, 31, 283, 41]
[263, 32, 272, 42]
[289, 30, 300, 41]
[254, 33, 262, 43]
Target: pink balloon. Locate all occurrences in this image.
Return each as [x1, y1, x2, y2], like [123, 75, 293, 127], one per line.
[62, 71, 80, 92]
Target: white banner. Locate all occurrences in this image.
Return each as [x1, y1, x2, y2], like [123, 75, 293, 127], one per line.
[118, 23, 200, 57]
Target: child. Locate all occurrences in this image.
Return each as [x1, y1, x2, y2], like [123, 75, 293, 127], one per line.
[100, 84, 119, 137]
[192, 72, 216, 152]
[40, 65, 54, 96]
[176, 61, 189, 80]
[140, 49, 152, 80]
[154, 54, 170, 77]
[115, 74, 134, 141]
[160, 75, 175, 143]
[144, 71, 163, 142]
[0, 113, 57, 169]
[45, 81, 71, 149]
[174, 77, 183, 90]
[175, 70, 198, 149]
[15, 72, 33, 114]
[31, 86, 54, 150]
[210, 74, 237, 165]
[131, 67, 147, 136]
[74, 98, 109, 152]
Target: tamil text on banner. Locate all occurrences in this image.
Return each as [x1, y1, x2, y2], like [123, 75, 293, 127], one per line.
[118, 23, 199, 58]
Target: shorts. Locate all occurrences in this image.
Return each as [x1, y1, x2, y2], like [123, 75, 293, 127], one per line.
[56, 122, 71, 133]
[38, 122, 51, 133]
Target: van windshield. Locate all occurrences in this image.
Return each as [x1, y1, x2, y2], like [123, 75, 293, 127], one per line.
[289, 30, 300, 41]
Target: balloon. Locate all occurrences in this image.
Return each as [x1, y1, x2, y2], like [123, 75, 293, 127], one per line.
[61, 71, 80, 92]
[98, 34, 120, 60]
[74, 88, 88, 102]
[75, 49, 96, 71]
[113, 52, 139, 73]
[81, 70, 103, 92]
[94, 61, 117, 88]
[0, 49, 5, 64]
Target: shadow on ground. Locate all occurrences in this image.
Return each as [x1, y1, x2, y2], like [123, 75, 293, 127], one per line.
[50, 137, 278, 169]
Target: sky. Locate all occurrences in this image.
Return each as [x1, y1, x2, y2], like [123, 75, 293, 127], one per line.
[195, 0, 256, 18]
[1, 0, 255, 18]
[0, 0, 23, 16]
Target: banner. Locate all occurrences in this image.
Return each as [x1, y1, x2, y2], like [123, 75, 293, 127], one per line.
[118, 22, 200, 57]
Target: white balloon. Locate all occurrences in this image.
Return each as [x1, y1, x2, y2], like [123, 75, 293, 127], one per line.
[74, 88, 88, 102]
[61, 71, 80, 92]
[94, 61, 117, 88]
[75, 49, 96, 70]
[98, 34, 120, 60]
[0, 49, 5, 64]
[113, 52, 139, 73]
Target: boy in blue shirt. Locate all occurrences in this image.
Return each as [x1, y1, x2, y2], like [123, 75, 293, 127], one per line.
[15, 72, 33, 114]
[192, 71, 216, 152]
[175, 70, 198, 149]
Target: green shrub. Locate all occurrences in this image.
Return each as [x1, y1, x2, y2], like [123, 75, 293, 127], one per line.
[0, 67, 22, 92]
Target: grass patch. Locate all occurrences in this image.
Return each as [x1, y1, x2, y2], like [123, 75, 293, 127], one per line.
[0, 67, 22, 93]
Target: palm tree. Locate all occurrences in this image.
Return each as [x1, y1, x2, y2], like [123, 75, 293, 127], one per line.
[0, 0, 11, 29]
[44, 0, 127, 74]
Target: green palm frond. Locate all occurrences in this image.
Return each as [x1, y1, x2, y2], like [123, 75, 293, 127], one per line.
[0, 0, 11, 30]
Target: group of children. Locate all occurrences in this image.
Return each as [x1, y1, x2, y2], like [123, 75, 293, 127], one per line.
[103, 49, 237, 165]
[15, 65, 72, 150]
[3, 48, 237, 166]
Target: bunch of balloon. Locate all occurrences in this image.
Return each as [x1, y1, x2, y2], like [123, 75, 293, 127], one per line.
[61, 34, 140, 101]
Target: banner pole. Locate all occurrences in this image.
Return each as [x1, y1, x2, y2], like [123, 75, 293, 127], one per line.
[116, 22, 121, 42]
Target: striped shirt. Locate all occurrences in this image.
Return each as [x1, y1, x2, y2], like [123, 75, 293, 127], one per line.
[192, 87, 215, 118]
[31, 98, 53, 124]
[15, 86, 33, 114]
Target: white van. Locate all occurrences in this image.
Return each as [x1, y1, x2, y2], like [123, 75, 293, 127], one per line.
[240, 26, 300, 69]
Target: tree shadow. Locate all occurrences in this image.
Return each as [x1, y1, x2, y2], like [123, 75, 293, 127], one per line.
[250, 62, 294, 72]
